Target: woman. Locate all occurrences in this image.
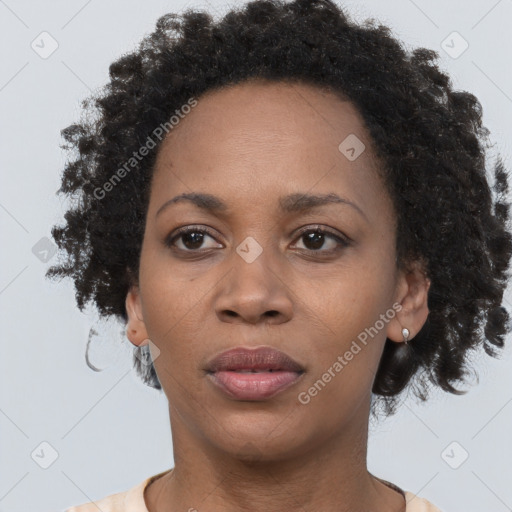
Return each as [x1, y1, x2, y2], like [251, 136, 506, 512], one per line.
[48, 1, 512, 510]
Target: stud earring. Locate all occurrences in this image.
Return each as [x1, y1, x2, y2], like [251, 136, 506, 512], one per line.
[402, 327, 410, 345]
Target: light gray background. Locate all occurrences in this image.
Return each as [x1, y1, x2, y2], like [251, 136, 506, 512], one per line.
[1, 1, 511, 511]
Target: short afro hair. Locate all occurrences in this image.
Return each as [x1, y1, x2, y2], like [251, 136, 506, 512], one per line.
[46, 0, 512, 416]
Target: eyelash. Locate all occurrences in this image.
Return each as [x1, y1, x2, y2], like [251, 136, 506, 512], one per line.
[164, 224, 351, 256]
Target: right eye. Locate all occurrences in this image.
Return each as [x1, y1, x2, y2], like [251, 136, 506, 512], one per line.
[164, 225, 223, 252]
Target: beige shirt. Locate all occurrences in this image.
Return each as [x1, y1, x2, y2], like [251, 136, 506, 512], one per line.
[66, 469, 442, 511]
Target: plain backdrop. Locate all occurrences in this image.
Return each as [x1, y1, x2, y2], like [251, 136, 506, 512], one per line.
[1, 0, 511, 511]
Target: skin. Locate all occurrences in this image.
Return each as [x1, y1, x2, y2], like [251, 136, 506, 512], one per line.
[125, 79, 430, 512]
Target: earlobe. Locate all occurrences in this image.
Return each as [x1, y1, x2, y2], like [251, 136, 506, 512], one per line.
[125, 286, 150, 347]
[386, 263, 431, 344]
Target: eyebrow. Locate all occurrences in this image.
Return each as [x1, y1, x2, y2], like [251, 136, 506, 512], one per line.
[155, 192, 368, 222]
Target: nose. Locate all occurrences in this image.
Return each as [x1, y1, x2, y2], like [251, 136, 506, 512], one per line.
[214, 245, 294, 325]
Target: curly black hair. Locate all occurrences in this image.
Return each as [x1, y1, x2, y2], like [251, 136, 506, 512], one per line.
[46, 0, 512, 416]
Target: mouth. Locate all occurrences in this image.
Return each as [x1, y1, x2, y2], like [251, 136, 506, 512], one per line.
[205, 346, 305, 400]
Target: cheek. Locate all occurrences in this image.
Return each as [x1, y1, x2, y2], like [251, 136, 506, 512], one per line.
[139, 242, 204, 333]
[297, 290, 390, 417]
[141, 281, 204, 354]
[313, 260, 394, 329]
[305, 260, 396, 377]
[141, 285, 208, 406]
[138, 273, 207, 379]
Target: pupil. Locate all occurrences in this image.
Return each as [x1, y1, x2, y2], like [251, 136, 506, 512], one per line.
[183, 232, 204, 249]
[305, 232, 324, 250]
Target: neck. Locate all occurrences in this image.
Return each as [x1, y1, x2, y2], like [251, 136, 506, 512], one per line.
[145, 398, 405, 512]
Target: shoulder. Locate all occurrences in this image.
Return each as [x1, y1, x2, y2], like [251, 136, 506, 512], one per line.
[66, 489, 126, 512]
[375, 475, 443, 512]
[65, 483, 144, 512]
[65, 469, 172, 512]
[405, 490, 443, 511]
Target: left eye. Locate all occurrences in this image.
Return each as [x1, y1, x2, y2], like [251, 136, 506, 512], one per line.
[292, 228, 350, 253]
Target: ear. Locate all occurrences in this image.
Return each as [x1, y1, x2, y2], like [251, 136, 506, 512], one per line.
[386, 260, 431, 344]
[125, 285, 150, 347]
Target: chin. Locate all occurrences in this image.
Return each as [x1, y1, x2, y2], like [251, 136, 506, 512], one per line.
[207, 421, 312, 462]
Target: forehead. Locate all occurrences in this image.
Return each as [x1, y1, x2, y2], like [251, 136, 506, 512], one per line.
[159, 79, 368, 157]
[150, 79, 392, 224]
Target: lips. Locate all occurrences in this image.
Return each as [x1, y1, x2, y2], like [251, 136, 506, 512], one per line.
[205, 346, 304, 373]
[205, 346, 305, 400]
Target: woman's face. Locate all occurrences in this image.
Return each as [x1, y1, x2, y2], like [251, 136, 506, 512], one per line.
[126, 80, 424, 460]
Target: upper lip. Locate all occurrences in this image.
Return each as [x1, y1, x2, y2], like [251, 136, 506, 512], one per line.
[205, 346, 304, 373]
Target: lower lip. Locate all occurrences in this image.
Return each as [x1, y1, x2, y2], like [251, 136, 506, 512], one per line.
[207, 370, 304, 400]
